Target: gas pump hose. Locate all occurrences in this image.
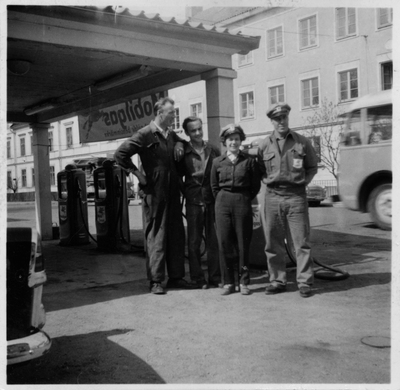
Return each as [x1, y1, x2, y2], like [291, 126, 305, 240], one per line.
[284, 237, 350, 281]
[77, 189, 98, 244]
[115, 186, 144, 251]
[77, 183, 137, 249]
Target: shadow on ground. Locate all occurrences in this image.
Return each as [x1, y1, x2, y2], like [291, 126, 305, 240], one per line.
[7, 329, 165, 385]
[43, 278, 151, 312]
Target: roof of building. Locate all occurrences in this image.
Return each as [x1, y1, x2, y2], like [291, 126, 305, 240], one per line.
[82, 6, 258, 37]
[7, 5, 260, 124]
[188, 7, 260, 25]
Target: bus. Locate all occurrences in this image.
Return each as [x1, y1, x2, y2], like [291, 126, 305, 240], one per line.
[338, 90, 392, 230]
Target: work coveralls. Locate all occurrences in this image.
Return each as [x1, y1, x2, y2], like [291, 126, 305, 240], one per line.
[178, 141, 221, 285]
[257, 130, 318, 288]
[114, 121, 185, 283]
[211, 152, 261, 286]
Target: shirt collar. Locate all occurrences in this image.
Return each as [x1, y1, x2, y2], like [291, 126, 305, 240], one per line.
[186, 141, 208, 155]
[153, 121, 170, 137]
[273, 129, 290, 140]
[190, 141, 205, 152]
[227, 150, 240, 161]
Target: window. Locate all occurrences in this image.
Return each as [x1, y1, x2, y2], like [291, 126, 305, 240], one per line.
[367, 104, 392, 143]
[299, 15, 317, 50]
[21, 169, 27, 187]
[7, 140, 11, 159]
[309, 136, 321, 163]
[339, 69, 358, 101]
[269, 85, 285, 106]
[267, 26, 283, 58]
[190, 103, 203, 120]
[32, 168, 35, 187]
[7, 171, 12, 188]
[20, 137, 26, 156]
[239, 91, 255, 120]
[48, 131, 54, 151]
[171, 108, 180, 130]
[66, 127, 73, 148]
[238, 52, 253, 67]
[344, 109, 362, 145]
[381, 62, 392, 90]
[301, 78, 319, 108]
[50, 166, 55, 186]
[377, 8, 393, 28]
[336, 8, 356, 39]
[30, 135, 33, 154]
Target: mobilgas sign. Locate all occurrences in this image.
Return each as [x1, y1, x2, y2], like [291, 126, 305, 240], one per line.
[78, 92, 166, 143]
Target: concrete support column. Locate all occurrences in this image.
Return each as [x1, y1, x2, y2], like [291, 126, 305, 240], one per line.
[202, 68, 237, 148]
[30, 123, 53, 240]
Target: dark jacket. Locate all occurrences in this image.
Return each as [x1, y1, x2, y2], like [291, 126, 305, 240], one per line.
[210, 151, 261, 200]
[113, 121, 182, 197]
[178, 141, 221, 205]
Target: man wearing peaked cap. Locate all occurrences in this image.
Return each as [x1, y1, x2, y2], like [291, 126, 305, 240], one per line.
[266, 103, 291, 119]
[258, 102, 318, 298]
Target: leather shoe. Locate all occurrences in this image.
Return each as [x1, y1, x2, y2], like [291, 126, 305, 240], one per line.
[208, 280, 223, 288]
[150, 282, 165, 295]
[221, 284, 235, 296]
[209, 280, 223, 288]
[166, 278, 195, 289]
[299, 286, 312, 298]
[240, 284, 251, 295]
[190, 280, 208, 289]
[265, 284, 286, 295]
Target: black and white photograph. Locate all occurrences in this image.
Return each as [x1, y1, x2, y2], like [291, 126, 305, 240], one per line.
[2, 0, 398, 388]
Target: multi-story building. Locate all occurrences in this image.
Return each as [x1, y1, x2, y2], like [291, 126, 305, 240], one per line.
[7, 6, 393, 198]
[170, 6, 393, 193]
[6, 119, 139, 198]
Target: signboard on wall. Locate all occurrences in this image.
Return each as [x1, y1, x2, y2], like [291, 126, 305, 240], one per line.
[78, 92, 166, 143]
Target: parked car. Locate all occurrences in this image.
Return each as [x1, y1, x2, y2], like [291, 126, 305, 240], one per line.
[306, 184, 326, 206]
[7, 227, 51, 365]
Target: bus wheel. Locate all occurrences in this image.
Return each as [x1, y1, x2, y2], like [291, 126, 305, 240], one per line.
[367, 183, 392, 231]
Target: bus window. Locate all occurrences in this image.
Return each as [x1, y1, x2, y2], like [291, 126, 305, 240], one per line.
[367, 104, 392, 144]
[344, 109, 362, 146]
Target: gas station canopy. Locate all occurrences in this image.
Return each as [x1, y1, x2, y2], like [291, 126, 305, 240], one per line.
[7, 5, 260, 125]
[7, 5, 260, 240]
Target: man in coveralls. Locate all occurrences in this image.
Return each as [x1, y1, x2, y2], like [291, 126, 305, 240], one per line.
[114, 97, 192, 294]
[178, 116, 221, 289]
[257, 103, 318, 297]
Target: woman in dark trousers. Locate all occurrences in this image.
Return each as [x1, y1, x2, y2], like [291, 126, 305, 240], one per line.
[211, 124, 261, 295]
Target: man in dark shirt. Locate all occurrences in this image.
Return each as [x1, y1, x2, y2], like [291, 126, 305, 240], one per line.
[179, 116, 221, 289]
[114, 97, 192, 294]
[257, 103, 318, 297]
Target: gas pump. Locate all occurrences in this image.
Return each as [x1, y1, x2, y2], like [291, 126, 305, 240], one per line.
[57, 164, 90, 246]
[93, 159, 130, 251]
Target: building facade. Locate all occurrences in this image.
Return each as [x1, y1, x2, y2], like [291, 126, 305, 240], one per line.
[6, 119, 138, 197]
[171, 6, 393, 192]
[7, 6, 393, 197]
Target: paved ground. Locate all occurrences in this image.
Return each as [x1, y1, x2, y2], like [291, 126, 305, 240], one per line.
[4, 200, 395, 388]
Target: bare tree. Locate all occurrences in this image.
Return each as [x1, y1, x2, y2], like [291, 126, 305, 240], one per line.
[303, 98, 345, 180]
